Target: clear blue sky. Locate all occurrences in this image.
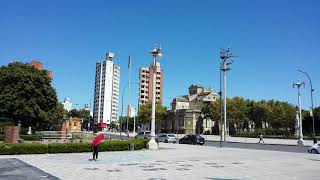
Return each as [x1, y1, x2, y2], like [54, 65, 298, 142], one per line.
[1, 0, 320, 112]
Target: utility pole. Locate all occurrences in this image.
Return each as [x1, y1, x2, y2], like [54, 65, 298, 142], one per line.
[219, 47, 236, 141]
[293, 80, 305, 146]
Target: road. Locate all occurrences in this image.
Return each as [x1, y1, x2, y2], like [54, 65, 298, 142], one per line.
[108, 133, 309, 153]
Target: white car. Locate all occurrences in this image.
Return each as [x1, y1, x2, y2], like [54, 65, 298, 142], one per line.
[308, 143, 320, 154]
[157, 134, 177, 143]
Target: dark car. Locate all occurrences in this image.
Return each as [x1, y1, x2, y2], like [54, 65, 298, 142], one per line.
[179, 134, 205, 145]
[135, 131, 159, 144]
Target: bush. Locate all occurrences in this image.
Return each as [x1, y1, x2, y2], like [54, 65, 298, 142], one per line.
[129, 139, 146, 150]
[20, 135, 39, 141]
[0, 143, 48, 155]
[0, 135, 4, 141]
[0, 139, 147, 155]
[234, 128, 293, 138]
[48, 143, 92, 153]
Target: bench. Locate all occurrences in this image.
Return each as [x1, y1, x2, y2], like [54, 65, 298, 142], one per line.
[36, 131, 73, 142]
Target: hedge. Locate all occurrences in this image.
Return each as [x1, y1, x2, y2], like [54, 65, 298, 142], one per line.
[0, 139, 147, 155]
[48, 142, 91, 153]
[0, 143, 48, 155]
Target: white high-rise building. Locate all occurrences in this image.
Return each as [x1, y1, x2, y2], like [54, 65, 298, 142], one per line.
[93, 52, 120, 126]
[62, 98, 72, 112]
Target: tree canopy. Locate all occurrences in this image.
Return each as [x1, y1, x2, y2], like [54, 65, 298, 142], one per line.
[201, 97, 297, 133]
[0, 62, 59, 129]
[138, 103, 167, 124]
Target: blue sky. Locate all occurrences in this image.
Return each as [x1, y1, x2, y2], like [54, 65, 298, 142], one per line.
[1, 0, 320, 112]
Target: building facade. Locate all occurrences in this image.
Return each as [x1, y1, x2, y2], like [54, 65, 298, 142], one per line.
[127, 104, 136, 118]
[166, 84, 219, 134]
[93, 52, 120, 126]
[62, 98, 72, 112]
[64, 117, 83, 132]
[31, 60, 53, 78]
[139, 62, 163, 105]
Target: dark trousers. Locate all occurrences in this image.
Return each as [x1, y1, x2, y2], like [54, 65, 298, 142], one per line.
[259, 138, 264, 143]
[93, 146, 98, 160]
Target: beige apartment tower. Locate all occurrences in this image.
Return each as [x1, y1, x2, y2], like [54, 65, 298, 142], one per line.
[139, 62, 163, 105]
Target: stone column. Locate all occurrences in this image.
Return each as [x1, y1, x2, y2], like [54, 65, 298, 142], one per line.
[4, 126, 20, 144]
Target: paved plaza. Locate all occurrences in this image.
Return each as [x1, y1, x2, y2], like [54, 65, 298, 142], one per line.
[1, 143, 320, 180]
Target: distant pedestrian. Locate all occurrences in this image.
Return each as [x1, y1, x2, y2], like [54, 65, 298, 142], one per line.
[258, 134, 264, 143]
[92, 144, 99, 161]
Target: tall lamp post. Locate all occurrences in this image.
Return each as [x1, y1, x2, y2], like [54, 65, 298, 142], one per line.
[127, 56, 132, 135]
[219, 48, 236, 141]
[297, 70, 317, 144]
[120, 83, 128, 140]
[293, 80, 305, 146]
[147, 45, 162, 150]
[120, 81, 139, 140]
[219, 63, 223, 147]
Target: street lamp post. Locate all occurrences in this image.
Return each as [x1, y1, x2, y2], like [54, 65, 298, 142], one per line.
[127, 56, 132, 135]
[219, 48, 236, 141]
[147, 45, 162, 150]
[219, 63, 223, 147]
[133, 107, 136, 134]
[120, 83, 128, 140]
[293, 80, 305, 146]
[120, 81, 139, 140]
[297, 70, 317, 144]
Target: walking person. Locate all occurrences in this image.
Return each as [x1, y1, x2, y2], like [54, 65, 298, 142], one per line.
[258, 134, 264, 143]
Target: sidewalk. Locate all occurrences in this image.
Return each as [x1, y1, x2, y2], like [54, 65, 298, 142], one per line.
[107, 131, 314, 146]
[195, 134, 314, 146]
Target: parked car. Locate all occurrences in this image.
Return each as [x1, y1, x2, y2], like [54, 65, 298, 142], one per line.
[135, 131, 159, 143]
[157, 134, 177, 143]
[308, 143, 320, 154]
[179, 134, 205, 145]
[135, 131, 151, 139]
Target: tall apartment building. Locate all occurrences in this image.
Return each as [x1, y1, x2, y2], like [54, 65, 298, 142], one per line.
[93, 52, 120, 126]
[139, 62, 163, 105]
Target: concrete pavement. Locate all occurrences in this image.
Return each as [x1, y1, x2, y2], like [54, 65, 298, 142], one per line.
[1, 143, 319, 180]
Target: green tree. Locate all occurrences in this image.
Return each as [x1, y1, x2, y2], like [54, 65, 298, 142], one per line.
[201, 100, 220, 122]
[227, 97, 248, 127]
[138, 103, 167, 124]
[44, 102, 65, 130]
[68, 109, 79, 118]
[0, 62, 58, 129]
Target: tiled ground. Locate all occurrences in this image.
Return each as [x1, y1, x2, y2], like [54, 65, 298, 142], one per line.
[1, 143, 320, 180]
